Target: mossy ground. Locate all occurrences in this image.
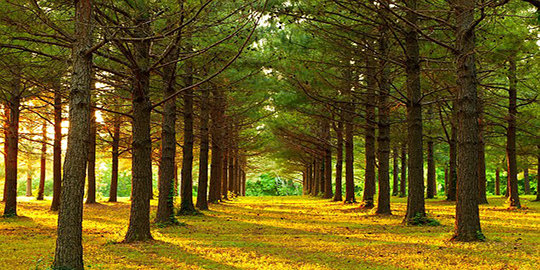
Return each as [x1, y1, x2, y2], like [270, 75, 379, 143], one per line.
[1, 195, 538, 269]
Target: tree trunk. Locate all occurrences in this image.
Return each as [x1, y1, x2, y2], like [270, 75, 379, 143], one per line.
[506, 55, 521, 208]
[403, 0, 425, 223]
[156, 36, 179, 222]
[209, 87, 224, 203]
[37, 120, 47, 200]
[196, 83, 210, 210]
[363, 48, 377, 208]
[222, 141, 229, 199]
[375, 22, 391, 215]
[109, 117, 120, 202]
[4, 67, 21, 217]
[477, 89, 488, 204]
[451, 0, 483, 241]
[323, 118, 333, 199]
[124, 2, 153, 242]
[447, 120, 457, 201]
[400, 143, 407, 197]
[51, 85, 63, 211]
[495, 168, 500, 196]
[444, 164, 448, 196]
[178, 54, 197, 215]
[26, 163, 32, 197]
[333, 121, 343, 201]
[535, 148, 540, 201]
[53, 0, 92, 268]
[86, 105, 97, 204]
[427, 140, 436, 199]
[523, 167, 529, 195]
[392, 147, 399, 196]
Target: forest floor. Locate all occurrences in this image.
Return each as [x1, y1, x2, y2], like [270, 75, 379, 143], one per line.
[0, 195, 539, 270]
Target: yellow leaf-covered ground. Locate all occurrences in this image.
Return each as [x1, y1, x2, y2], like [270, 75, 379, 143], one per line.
[1, 196, 539, 269]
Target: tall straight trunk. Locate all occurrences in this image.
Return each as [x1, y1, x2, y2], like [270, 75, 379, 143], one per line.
[313, 159, 320, 196]
[86, 106, 97, 204]
[196, 85, 210, 210]
[447, 121, 457, 201]
[4, 67, 21, 217]
[404, 0, 425, 223]
[305, 164, 312, 195]
[53, 0, 93, 268]
[444, 164, 448, 196]
[124, 2, 153, 242]
[2, 102, 7, 203]
[375, 22, 391, 215]
[228, 146, 235, 195]
[506, 55, 521, 208]
[400, 143, 407, 197]
[209, 87, 224, 203]
[51, 86, 63, 211]
[179, 54, 197, 215]
[333, 121, 343, 201]
[495, 168, 500, 196]
[319, 155, 325, 195]
[109, 117, 120, 202]
[156, 36, 179, 222]
[426, 140, 436, 199]
[535, 148, 540, 201]
[477, 90, 488, 204]
[222, 144, 229, 199]
[523, 167, 529, 195]
[451, 0, 483, 241]
[363, 49, 377, 208]
[37, 120, 47, 200]
[26, 162, 32, 197]
[241, 169, 246, 196]
[392, 147, 399, 196]
[323, 119, 333, 199]
[343, 66, 356, 203]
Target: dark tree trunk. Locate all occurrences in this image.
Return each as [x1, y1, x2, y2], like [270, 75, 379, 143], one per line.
[427, 140, 436, 199]
[156, 37, 179, 222]
[375, 22, 391, 215]
[53, 0, 92, 268]
[228, 146, 235, 195]
[535, 148, 540, 201]
[400, 143, 407, 197]
[124, 3, 153, 242]
[477, 90, 488, 204]
[392, 147, 399, 196]
[451, 0, 483, 241]
[86, 106, 97, 204]
[209, 87, 224, 203]
[495, 168, 501, 196]
[333, 121, 343, 201]
[447, 121, 457, 201]
[323, 119, 333, 199]
[403, 0, 425, 223]
[178, 56, 197, 215]
[313, 159, 320, 196]
[363, 49, 377, 208]
[196, 83, 210, 210]
[51, 85, 63, 211]
[222, 143, 229, 199]
[37, 120, 47, 200]
[444, 164, 448, 196]
[506, 55, 521, 208]
[26, 165, 32, 197]
[3, 69, 21, 217]
[109, 117, 120, 202]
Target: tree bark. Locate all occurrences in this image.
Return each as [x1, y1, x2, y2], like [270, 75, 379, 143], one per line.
[523, 167, 529, 195]
[447, 119, 457, 201]
[26, 162, 33, 197]
[37, 120, 47, 200]
[495, 168, 501, 196]
[4, 66, 21, 217]
[333, 121, 343, 201]
[506, 54, 521, 208]
[427, 140, 436, 199]
[178, 52, 197, 215]
[222, 140, 229, 199]
[323, 118, 333, 199]
[400, 143, 407, 197]
[392, 147, 399, 196]
[109, 117, 120, 202]
[196, 83, 210, 210]
[86, 105, 97, 204]
[53, 0, 93, 268]
[51, 85, 63, 211]
[209, 87, 224, 203]
[156, 35, 179, 222]
[124, 2, 153, 242]
[477, 89, 488, 204]
[363, 48, 377, 208]
[535, 147, 540, 201]
[451, 0, 483, 241]
[375, 21, 391, 215]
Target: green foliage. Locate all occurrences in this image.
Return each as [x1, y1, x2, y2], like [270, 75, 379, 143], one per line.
[246, 173, 301, 196]
[409, 213, 441, 227]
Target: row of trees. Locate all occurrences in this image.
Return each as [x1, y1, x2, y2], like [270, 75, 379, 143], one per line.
[0, 1, 272, 269]
[264, 0, 539, 241]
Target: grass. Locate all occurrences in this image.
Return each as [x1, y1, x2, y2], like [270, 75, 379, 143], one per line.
[1, 195, 539, 270]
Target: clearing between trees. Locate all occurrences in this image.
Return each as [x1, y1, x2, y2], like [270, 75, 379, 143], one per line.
[1, 196, 538, 270]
